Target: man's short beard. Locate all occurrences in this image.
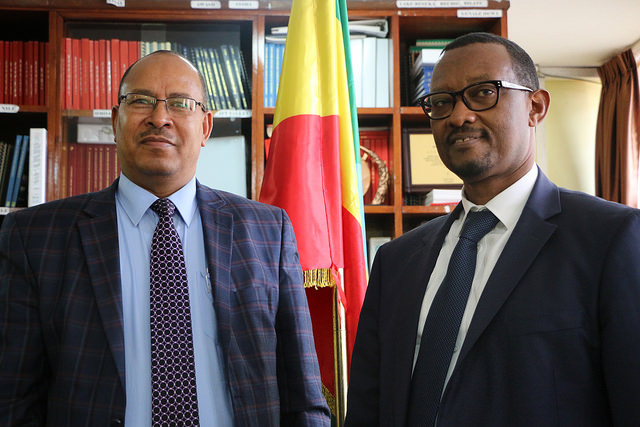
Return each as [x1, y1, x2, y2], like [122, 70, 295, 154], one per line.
[447, 152, 493, 180]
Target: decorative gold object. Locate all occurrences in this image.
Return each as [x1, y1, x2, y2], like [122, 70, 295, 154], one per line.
[360, 145, 389, 205]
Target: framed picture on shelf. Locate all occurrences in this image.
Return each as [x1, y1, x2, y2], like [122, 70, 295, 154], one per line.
[402, 128, 462, 192]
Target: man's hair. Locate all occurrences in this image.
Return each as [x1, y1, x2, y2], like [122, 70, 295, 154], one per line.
[443, 32, 539, 90]
[117, 50, 208, 107]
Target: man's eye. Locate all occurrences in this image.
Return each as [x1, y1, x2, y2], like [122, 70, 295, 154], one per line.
[469, 86, 496, 98]
[168, 99, 190, 109]
[130, 97, 154, 105]
[431, 97, 451, 108]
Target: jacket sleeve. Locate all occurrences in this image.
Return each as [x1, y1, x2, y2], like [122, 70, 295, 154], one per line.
[276, 210, 331, 426]
[599, 211, 640, 426]
[343, 248, 382, 427]
[0, 213, 48, 426]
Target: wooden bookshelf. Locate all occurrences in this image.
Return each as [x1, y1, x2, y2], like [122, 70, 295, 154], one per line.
[0, 0, 509, 238]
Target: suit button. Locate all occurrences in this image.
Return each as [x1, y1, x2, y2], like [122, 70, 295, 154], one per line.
[111, 418, 123, 425]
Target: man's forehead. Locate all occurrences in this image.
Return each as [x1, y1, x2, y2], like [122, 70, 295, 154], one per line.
[431, 44, 513, 88]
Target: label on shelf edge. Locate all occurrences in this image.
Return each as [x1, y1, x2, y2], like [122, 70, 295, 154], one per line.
[191, 0, 222, 8]
[457, 9, 502, 17]
[396, 0, 488, 8]
[0, 104, 20, 113]
[106, 0, 125, 7]
[228, 0, 259, 9]
[214, 109, 253, 118]
[0, 206, 17, 215]
[93, 109, 112, 118]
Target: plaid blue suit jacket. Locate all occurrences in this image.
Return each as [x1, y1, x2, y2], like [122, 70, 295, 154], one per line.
[0, 180, 330, 426]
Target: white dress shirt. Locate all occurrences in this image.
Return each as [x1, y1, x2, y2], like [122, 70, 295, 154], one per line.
[413, 166, 539, 389]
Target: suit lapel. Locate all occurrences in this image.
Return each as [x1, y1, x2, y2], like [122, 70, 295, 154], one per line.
[196, 184, 233, 354]
[391, 205, 462, 424]
[455, 171, 561, 368]
[77, 182, 125, 389]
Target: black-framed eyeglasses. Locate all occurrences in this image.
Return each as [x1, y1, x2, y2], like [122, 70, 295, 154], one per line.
[418, 80, 533, 120]
[118, 93, 207, 116]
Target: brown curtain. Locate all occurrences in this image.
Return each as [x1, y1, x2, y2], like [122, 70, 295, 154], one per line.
[595, 49, 640, 207]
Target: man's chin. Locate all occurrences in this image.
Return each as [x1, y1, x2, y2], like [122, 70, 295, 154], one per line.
[448, 161, 490, 181]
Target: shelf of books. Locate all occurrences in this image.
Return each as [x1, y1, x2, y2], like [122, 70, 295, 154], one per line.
[260, 3, 508, 245]
[56, 15, 255, 200]
[0, 1, 508, 236]
[0, 9, 50, 219]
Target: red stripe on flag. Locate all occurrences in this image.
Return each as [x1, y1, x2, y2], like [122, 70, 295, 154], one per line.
[341, 205, 367, 364]
[260, 113, 345, 271]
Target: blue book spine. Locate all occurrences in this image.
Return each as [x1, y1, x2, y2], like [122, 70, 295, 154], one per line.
[11, 135, 29, 207]
[275, 43, 284, 106]
[5, 134, 23, 207]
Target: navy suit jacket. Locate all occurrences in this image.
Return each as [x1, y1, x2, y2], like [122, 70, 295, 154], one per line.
[345, 171, 640, 427]
[0, 181, 330, 426]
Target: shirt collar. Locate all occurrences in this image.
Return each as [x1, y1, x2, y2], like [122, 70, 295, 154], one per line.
[116, 174, 198, 226]
[460, 165, 538, 231]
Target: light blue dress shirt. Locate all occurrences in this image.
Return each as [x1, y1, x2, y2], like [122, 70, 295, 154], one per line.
[116, 174, 233, 426]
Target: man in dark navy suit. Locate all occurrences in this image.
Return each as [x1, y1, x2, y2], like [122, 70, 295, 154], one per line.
[345, 33, 640, 427]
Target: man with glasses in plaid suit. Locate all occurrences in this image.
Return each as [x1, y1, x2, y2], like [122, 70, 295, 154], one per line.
[0, 50, 330, 426]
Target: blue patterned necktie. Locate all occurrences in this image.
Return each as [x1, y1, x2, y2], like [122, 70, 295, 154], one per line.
[149, 198, 199, 426]
[407, 209, 499, 427]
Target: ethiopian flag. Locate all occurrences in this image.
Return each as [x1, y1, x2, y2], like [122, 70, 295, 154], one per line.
[258, 0, 368, 413]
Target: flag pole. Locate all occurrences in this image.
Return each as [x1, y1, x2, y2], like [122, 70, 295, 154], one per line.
[333, 269, 348, 426]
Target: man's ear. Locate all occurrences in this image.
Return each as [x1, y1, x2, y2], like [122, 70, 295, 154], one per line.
[201, 110, 214, 148]
[529, 88, 550, 127]
[111, 105, 120, 142]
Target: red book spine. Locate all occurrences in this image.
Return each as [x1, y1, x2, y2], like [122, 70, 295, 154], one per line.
[110, 39, 120, 106]
[104, 39, 112, 108]
[26, 41, 34, 105]
[22, 41, 28, 105]
[98, 40, 105, 109]
[16, 41, 23, 104]
[94, 40, 100, 111]
[0, 41, 4, 103]
[64, 38, 72, 109]
[2, 41, 9, 103]
[80, 39, 89, 110]
[42, 42, 48, 105]
[72, 38, 80, 109]
[32, 41, 39, 106]
[130, 40, 140, 67]
[119, 39, 128, 79]
[88, 40, 95, 110]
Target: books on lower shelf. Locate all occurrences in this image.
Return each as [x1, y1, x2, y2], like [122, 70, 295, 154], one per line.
[424, 188, 462, 206]
[67, 142, 121, 196]
[28, 128, 47, 207]
[0, 132, 36, 208]
[61, 38, 251, 112]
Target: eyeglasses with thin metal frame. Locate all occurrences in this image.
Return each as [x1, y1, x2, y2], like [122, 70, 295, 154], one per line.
[418, 80, 533, 120]
[118, 93, 207, 116]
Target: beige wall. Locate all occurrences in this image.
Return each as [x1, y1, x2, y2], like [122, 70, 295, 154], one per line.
[536, 78, 602, 195]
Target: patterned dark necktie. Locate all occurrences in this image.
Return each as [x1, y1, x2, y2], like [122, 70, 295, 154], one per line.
[407, 209, 499, 427]
[149, 198, 199, 426]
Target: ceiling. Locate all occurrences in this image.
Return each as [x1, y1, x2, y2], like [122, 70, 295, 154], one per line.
[507, 0, 640, 70]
